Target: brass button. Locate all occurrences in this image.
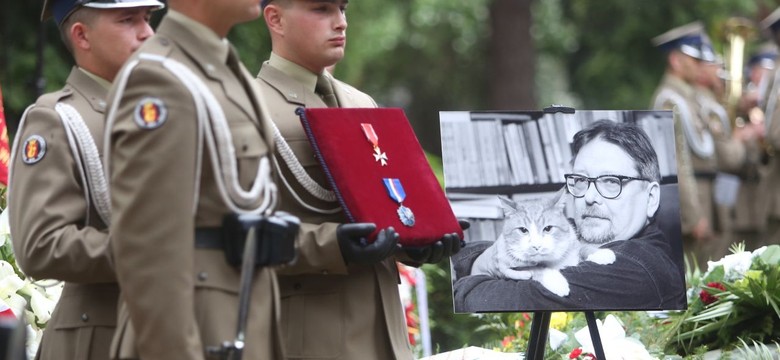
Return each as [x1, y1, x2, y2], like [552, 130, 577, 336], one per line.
[198, 272, 208, 281]
[81, 313, 89, 322]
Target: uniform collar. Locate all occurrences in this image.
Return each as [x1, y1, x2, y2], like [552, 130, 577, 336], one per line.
[78, 67, 111, 90]
[166, 10, 230, 64]
[663, 73, 696, 98]
[267, 52, 319, 93]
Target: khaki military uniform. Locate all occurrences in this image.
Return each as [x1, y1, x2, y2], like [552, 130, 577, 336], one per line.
[104, 12, 282, 359]
[763, 65, 780, 246]
[256, 54, 413, 360]
[652, 73, 720, 267]
[695, 86, 747, 256]
[8, 67, 118, 360]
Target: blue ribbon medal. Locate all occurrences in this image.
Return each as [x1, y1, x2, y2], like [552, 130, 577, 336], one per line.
[383, 178, 415, 227]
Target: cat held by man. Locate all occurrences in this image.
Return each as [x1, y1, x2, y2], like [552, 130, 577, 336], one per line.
[471, 189, 615, 297]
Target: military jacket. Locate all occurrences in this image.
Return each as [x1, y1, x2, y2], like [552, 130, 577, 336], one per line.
[8, 67, 118, 360]
[256, 61, 413, 360]
[104, 13, 282, 359]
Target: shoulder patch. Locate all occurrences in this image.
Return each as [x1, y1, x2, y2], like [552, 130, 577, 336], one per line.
[133, 97, 168, 130]
[22, 135, 47, 165]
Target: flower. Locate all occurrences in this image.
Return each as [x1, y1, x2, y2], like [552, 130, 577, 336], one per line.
[698, 282, 725, 305]
[0, 206, 64, 357]
[573, 314, 657, 360]
[665, 244, 780, 355]
[569, 347, 583, 358]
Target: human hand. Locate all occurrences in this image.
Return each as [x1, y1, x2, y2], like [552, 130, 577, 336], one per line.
[402, 220, 469, 264]
[337, 223, 400, 265]
[692, 217, 713, 243]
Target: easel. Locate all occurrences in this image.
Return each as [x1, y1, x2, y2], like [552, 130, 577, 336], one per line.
[524, 106, 607, 360]
[525, 311, 606, 360]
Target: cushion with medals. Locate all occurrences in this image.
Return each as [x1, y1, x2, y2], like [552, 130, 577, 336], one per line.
[297, 107, 463, 247]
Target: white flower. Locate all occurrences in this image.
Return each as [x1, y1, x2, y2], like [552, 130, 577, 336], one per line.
[548, 328, 568, 350]
[22, 283, 56, 325]
[706, 251, 753, 282]
[0, 209, 10, 247]
[574, 315, 657, 360]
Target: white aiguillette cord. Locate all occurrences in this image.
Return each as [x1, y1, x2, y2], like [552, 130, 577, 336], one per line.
[55, 102, 111, 225]
[654, 89, 714, 159]
[272, 123, 341, 215]
[105, 53, 277, 216]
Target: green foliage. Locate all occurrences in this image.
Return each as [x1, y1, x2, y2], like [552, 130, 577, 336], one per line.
[664, 245, 780, 355]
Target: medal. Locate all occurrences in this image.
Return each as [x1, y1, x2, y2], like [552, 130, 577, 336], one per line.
[383, 178, 415, 227]
[361, 123, 388, 166]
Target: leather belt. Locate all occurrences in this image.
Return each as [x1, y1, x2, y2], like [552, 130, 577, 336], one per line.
[195, 228, 222, 249]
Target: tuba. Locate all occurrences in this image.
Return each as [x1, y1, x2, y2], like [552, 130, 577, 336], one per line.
[721, 17, 757, 129]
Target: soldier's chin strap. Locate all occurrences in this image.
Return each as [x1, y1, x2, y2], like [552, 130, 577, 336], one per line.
[104, 53, 277, 216]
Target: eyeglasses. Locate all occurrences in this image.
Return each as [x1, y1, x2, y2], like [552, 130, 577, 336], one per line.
[564, 173, 650, 199]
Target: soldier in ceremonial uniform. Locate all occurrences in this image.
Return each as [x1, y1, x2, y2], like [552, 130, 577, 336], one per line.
[255, 0, 463, 358]
[7, 1, 161, 358]
[759, 9, 780, 247]
[728, 44, 777, 249]
[692, 36, 761, 257]
[651, 22, 717, 268]
[103, 0, 287, 358]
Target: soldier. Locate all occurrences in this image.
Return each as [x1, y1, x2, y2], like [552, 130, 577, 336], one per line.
[103, 0, 289, 358]
[729, 44, 777, 249]
[692, 36, 758, 258]
[760, 9, 780, 247]
[651, 22, 717, 269]
[255, 0, 463, 359]
[7, 0, 161, 359]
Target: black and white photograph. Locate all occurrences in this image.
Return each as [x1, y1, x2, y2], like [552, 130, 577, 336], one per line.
[441, 110, 687, 313]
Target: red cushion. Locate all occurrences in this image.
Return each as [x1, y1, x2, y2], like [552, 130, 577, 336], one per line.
[298, 107, 463, 246]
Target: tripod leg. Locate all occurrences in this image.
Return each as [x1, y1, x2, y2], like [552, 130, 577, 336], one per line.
[525, 312, 551, 360]
[584, 312, 606, 360]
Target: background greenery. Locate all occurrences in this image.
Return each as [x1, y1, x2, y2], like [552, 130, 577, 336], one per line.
[3, 0, 780, 356]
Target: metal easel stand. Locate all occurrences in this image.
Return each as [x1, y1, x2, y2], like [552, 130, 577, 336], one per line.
[525, 311, 606, 360]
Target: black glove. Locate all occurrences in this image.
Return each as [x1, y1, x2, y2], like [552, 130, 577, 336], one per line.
[403, 219, 470, 265]
[337, 223, 400, 265]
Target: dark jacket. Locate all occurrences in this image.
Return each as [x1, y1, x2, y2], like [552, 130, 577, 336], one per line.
[453, 223, 687, 312]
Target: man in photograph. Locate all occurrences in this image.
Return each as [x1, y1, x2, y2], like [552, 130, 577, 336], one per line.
[453, 120, 687, 311]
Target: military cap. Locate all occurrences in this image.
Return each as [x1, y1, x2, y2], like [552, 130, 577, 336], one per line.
[761, 7, 780, 34]
[42, 0, 165, 25]
[748, 42, 778, 70]
[261, 0, 272, 8]
[652, 21, 708, 60]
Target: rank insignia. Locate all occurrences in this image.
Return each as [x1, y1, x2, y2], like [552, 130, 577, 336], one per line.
[134, 97, 168, 130]
[361, 123, 388, 166]
[383, 178, 415, 227]
[22, 135, 46, 165]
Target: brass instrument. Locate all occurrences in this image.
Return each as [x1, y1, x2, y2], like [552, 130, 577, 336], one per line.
[721, 17, 776, 161]
[721, 17, 757, 129]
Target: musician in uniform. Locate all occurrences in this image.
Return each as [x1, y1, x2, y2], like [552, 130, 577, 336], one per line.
[692, 35, 760, 257]
[7, 1, 161, 358]
[759, 8, 780, 247]
[729, 43, 777, 249]
[651, 22, 718, 269]
[103, 0, 288, 358]
[255, 0, 463, 358]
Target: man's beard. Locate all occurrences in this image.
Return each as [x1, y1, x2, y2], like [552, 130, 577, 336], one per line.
[576, 208, 616, 244]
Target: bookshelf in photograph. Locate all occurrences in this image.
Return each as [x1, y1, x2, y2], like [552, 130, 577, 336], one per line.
[439, 109, 678, 242]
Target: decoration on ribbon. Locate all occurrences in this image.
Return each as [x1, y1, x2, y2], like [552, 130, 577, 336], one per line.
[383, 178, 415, 227]
[361, 123, 388, 166]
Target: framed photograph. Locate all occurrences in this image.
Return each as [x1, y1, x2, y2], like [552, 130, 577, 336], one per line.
[441, 110, 687, 312]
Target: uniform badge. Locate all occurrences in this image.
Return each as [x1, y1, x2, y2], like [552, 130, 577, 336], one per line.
[22, 135, 46, 165]
[134, 97, 168, 130]
[361, 123, 388, 166]
[383, 178, 415, 227]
